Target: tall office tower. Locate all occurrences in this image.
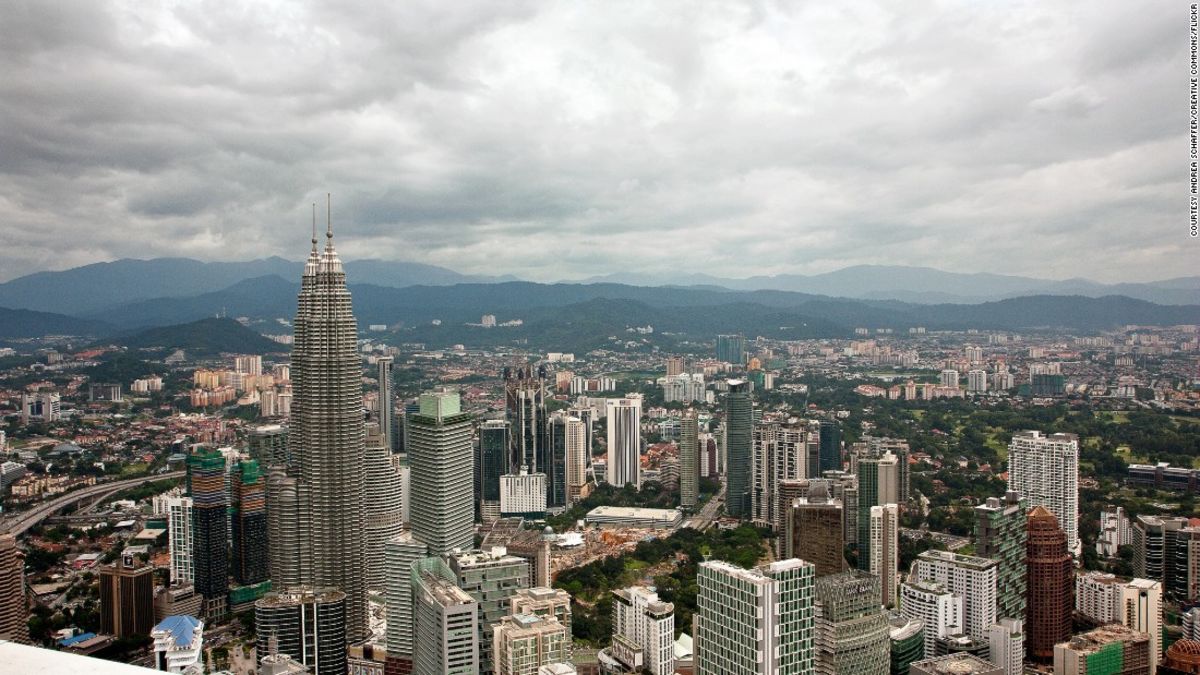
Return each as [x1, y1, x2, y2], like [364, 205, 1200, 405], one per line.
[1053, 625, 1151, 675]
[974, 492, 1028, 622]
[1132, 515, 1189, 591]
[819, 420, 842, 474]
[666, 356, 686, 377]
[606, 395, 644, 489]
[786, 482, 846, 576]
[561, 415, 589, 505]
[400, 400, 420, 455]
[856, 453, 899, 572]
[891, 617, 926, 675]
[505, 366, 550, 477]
[608, 586, 675, 675]
[254, 587, 348, 675]
[1007, 431, 1080, 554]
[0, 534, 30, 643]
[1173, 527, 1200, 603]
[986, 619, 1024, 675]
[385, 532, 428, 674]
[546, 414, 575, 508]
[248, 424, 290, 469]
[900, 580, 964, 658]
[1025, 506, 1073, 663]
[510, 588, 572, 635]
[857, 436, 910, 504]
[165, 495, 195, 585]
[410, 389, 475, 555]
[695, 559, 815, 675]
[413, 557, 480, 675]
[266, 466, 308, 590]
[101, 554, 155, 638]
[479, 420, 511, 521]
[871, 504, 901, 608]
[911, 551, 997, 644]
[724, 380, 753, 518]
[450, 548, 531, 675]
[493, 613, 571, 675]
[751, 422, 779, 527]
[290, 214, 368, 641]
[911, 654, 1002, 675]
[188, 447, 229, 617]
[377, 356, 396, 452]
[823, 470, 861, 546]
[364, 424, 406, 591]
[679, 412, 699, 509]
[231, 459, 269, 586]
[813, 571, 890, 675]
[716, 334, 747, 364]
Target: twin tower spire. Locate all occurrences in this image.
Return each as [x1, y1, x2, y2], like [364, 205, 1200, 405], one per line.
[305, 193, 342, 278]
[311, 193, 335, 252]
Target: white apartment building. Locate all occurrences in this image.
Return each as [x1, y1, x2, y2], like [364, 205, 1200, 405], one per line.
[910, 551, 997, 644]
[1007, 430, 1080, 554]
[611, 586, 675, 675]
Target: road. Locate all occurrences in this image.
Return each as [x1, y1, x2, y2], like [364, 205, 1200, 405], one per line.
[0, 471, 185, 536]
[685, 481, 726, 531]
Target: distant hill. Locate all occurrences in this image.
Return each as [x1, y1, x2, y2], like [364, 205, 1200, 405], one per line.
[578, 265, 1200, 305]
[0, 306, 113, 339]
[106, 317, 284, 356]
[0, 257, 517, 316]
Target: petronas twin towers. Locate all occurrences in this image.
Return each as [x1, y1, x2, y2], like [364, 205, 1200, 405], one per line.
[287, 199, 368, 641]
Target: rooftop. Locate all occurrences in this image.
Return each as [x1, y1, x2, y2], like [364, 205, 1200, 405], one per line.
[911, 653, 998, 675]
[1061, 624, 1149, 653]
[152, 615, 202, 649]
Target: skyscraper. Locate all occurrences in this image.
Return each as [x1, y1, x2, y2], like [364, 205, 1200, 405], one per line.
[679, 412, 699, 509]
[561, 415, 589, 504]
[546, 414, 573, 508]
[377, 356, 396, 452]
[716, 334, 747, 365]
[290, 208, 368, 640]
[165, 495, 194, 585]
[900, 580, 963, 658]
[364, 423, 406, 591]
[449, 547, 531, 675]
[385, 531, 428, 674]
[1007, 431, 1079, 554]
[695, 558, 815, 675]
[1025, 506, 1073, 663]
[248, 424, 290, 470]
[974, 492, 1027, 622]
[412, 558, 479, 675]
[1131, 514, 1188, 592]
[100, 554, 155, 638]
[606, 395, 643, 489]
[231, 459, 269, 587]
[857, 453, 898, 571]
[786, 482, 846, 576]
[870, 504, 900, 608]
[910, 551, 998, 645]
[505, 366, 549, 479]
[266, 466, 307, 590]
[479, 420, 511, 521]
[0, 534, 30, 644]
[819, 420, 842, 474]
[610, 586, 676, 675]
[254, 587, 348, 675]
[410, 389, 475, 555]
[188, 447, 229, 618]
[814, 571, 890, 675]
[724, 380, 752, 518]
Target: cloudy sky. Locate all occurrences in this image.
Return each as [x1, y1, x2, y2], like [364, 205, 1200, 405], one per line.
[0, 1, 1190, 283]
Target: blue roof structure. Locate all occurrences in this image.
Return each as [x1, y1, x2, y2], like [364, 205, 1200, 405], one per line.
[58, 632, 96, 647]
[153, 615, 202, 648]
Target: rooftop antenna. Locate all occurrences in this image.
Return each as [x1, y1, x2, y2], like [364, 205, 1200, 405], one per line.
[311, 202, 318, 251]
[326, 192, 333, 241]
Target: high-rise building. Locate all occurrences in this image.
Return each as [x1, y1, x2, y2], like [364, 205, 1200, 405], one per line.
[1172, 527, 1200, 603]
[986, 618, 1024, 675]
[814, 571, 890, 675]
[967, 370, 988, 393]
[266, 466, 307, 590]
[1097, 507, 1132, 559]
[871, 504, 901, 608]
[254, 587, 348, 675]
[101, 554, 155, 638]
[819, 420, 842, 475]
[449, 547, 531, 675]
[939, 370, 959, 388]
[1132, 515, 1189, 594]
[479, 420, 511, 520]
[248, 424, 290, 469]
[786, 482, 846, 576]
[493, 613, 571, 675]
[152, 615, 204, 674]
[974, 491, 1028, 622]
[0, 534, 30, 644]
[377, 356, 396, 452]
[695, 558, 815, 675]
[911, 653, 1001, 675]
[510, 588, 572, 635]
[505, 366, 550, 481]
[666, 356, 686, 377]
[1053, 624, 1151, 675]
[364, 424, 406, 591]
[1074, 573, 1162, 672]
[910, 551, 997, 645]
[606, 395, 643, 489]
[290, 215, 369, 640]
[412, 558, 479, 675]
[900, 580, 963, 658]
[1007, 431, 1080, 554]
[890, 616, 925, 675]
[410, 388, 475, 555]
[385, 531, 428, 673]
[724, 380, 753, 518]
[1025, 506, 1073, 663]
[164, 495, 194, 585]
[716, 334, 747, 365]
[608, 586, 675, 675]
[546, 414, 575, 508]
[188, 447, 229, 617]
[680, 412, 699, 509]
[232, 459, 269, 586]
[561, 416, 589, 505]
[857, 453, 899, 572]
[500, 469, 548, 518]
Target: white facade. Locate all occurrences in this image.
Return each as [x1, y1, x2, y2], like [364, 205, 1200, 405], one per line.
[165, 496, 194, 584]
[967, 370, 988, 393]
[987, 618, 1024, 675]
[910, 551, 997, 644]
[1097, 507, 1132, 558]
[939, 370, 959, 388]
[612, 586, 675, 675]
[662, 374, 706, 403]
[152, 615, 203, 673]
[900, 581, 963, 658]
[1008, 431, 1080, 554]
[501, 470, 548, 516]
[606, 396, 643, 489]
[870, 504, 900, 608]
[562, 416, 589, 503]
[1075, 573, 1161, 672]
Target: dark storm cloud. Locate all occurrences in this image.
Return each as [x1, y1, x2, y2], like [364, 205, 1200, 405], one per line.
[0, 0, 1190, 283]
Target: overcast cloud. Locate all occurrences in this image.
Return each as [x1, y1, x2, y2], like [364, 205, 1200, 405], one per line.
[0, 0, 1190, 283]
